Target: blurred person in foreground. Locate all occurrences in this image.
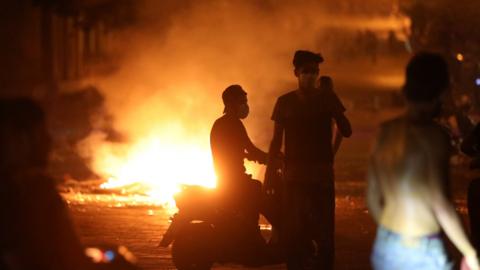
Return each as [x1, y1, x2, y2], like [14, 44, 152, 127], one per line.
[0, 98, 90, 270]
[367, 52, 479, 270]
[268, 50, 352, 270]
[210, 85, 268, 235]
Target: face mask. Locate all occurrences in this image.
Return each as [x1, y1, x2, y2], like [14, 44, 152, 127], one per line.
[238, 104, 249, 119]
[299, 73, 318, 90]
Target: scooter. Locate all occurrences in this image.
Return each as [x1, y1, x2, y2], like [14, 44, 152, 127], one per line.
[159, 157, 322, 270]
[159, 185, 282, 270]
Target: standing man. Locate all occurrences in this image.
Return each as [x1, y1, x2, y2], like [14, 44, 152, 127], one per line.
[210, 84, 268, 232]
[268, 50, 352, 270]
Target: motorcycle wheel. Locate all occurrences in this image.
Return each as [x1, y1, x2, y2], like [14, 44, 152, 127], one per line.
[171, 222, 214, 270]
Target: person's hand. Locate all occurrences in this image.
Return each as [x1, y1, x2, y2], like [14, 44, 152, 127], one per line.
[264, 152, 284, 193]
[462, 251, 480, 270]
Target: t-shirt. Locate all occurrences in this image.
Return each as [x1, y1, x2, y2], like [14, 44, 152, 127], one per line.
[271, 89, 346, 164]
[210, 114, 251, 182]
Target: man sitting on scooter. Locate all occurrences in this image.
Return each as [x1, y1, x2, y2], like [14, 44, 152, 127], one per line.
[210, 84, 268, 231]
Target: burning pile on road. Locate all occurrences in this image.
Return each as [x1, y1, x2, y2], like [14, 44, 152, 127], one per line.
[63, 129, 217, 209]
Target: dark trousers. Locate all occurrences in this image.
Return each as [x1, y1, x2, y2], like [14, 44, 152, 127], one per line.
[282, 163, 335, 270]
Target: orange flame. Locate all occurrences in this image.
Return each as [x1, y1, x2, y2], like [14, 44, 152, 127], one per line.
[84, 128, 217, 207]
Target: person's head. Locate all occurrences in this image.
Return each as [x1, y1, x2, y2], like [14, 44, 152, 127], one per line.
[319, 76, 333, 92]
[403, 52, 450, 118]
[222, 84, 249, 119]
[0, 98, 51, 173]
[293, 50, 324, 90]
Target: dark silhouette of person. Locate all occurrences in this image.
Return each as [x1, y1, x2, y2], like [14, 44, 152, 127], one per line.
[319, 76, 345, 156]
[210, 85, 268, 232]
[461, 123, 480, 251]
[0, 98, 90, 270]
[268, 50, 352, 270]
[367, 53, 479, 270]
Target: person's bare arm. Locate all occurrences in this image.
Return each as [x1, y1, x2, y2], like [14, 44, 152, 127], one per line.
[332, 124, 344, 156]
[245, 140, 267, 164]
[268, 122, 284, 162]
[264, 122, 284, 189]
[429, 131, 479, 269]
[241, 122, 267, 164]
[333, 112, 352, 138]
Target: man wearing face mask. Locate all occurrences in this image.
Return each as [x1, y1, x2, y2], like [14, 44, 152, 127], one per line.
[210, 84, 268, 234]
[268, 50, 352, 270]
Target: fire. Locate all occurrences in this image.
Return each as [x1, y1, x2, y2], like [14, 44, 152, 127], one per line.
[86, 129, 217, 207]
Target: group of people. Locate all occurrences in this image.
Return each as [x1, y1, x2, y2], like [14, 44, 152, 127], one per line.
[210, 50, 480, 270]
[0, 49, 479, 270]
[210, 50, 351, 269]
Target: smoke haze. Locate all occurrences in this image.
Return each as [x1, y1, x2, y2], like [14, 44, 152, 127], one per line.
[80, 0, 399, 181]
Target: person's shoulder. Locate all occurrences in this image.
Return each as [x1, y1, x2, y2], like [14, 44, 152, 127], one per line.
[409, 118, 451, 149]
[274, 90, 298, 110]
[212, 115, 242, 130]
[409, 119, 450, 143]
[213, 115, 226, 125]
[416, 122, 452, 161]
[277, 90, 297, 101]
[377, 116, 412, 142]
[214, 114, 236, 126]
[211, 115, 227, 132]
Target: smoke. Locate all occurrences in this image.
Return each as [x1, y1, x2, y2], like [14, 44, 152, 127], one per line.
[79, 0, 399, 181]
[99, 0, 332, 139]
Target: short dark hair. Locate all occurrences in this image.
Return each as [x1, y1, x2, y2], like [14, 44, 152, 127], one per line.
[403, 52, 449, 102]
[293, 50, 324, 69]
